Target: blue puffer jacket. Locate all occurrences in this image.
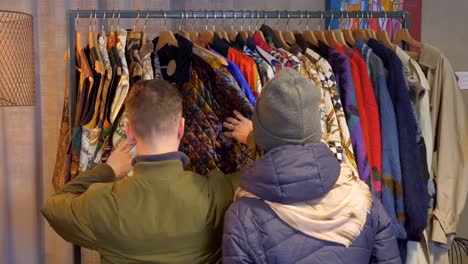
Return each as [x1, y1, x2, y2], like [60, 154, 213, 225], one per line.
[223, 143, 401, 264]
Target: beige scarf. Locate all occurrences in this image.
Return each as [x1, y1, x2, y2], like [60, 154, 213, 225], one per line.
[236, 164, 372, 247]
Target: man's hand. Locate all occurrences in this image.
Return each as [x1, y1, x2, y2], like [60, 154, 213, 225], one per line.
[223, 110, 253, 145]
[107, 140, 133, 179]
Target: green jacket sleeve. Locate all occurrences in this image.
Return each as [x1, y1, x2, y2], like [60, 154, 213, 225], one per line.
[41, 163, 117, 249]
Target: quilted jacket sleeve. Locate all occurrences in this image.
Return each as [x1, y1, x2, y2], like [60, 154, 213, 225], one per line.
[223, 204, 255, 264]
[370, 200, 402, 264]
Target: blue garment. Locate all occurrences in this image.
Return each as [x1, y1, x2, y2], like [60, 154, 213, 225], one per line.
[367, 39, 428, 242]
[223, 143, 401, 264]
[210, 49, 256, 105]
[355, 39, 407, 241]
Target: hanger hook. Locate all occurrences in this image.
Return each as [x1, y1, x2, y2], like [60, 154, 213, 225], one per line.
[75, 10, 79, 29]
[240, 10, 246, 31]
[328, 12, 333, 30]
[306, 11, 310, 31]
[220, 11, 226, 29]
[255, 11, 261, 30]
[117, 10, 121, 30]
[298, 11, 303, 26]
[102, 12, 106, 31]
[163, 10, 167, 30]
[249, 10, 254, 31]
[110, 9, 115, 31]
[133, 11, 140, 31]
[143, 12, 149, 31]
[286, 13, 290, 31]
[213, 11, 217, 31]
[275, 11, 280, 30]
[179, 12, 183, 31]
[264, 10, 267, 26]
[318, 11, 323, 30]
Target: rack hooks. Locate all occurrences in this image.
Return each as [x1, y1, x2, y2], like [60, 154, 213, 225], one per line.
[75, 10, 79, 29]
[117, 10, 121, 30]
[306, 11, 310, 31]
[163, 10, 167, 30]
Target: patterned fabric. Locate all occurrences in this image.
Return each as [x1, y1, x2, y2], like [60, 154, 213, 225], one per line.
[227, 48, 261, 96]
[151, 34, 253, 175]
[79, 42, 105, 172]
[126, 31, 143, 86]
[109, 29, 130, 124]
[93, 33, 113, 161]
[139, 42, 154, 81]
[151, 50, 163, 79]
[296, 53, 343, 163]
[210, 48, 256, 104]
[307, 49, 357, 176]
[245, 38, 275, 85]
[327, 47, 370, 183]
[355, 39, 406, 239]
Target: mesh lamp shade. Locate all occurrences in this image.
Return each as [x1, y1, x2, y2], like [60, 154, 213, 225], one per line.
[0, 10, 35, 107]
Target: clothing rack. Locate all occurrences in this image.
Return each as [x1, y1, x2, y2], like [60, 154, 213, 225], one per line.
[65, 9, 410, 264]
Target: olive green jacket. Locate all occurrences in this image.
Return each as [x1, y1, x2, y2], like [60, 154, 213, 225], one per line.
[42, 158, 240, 264]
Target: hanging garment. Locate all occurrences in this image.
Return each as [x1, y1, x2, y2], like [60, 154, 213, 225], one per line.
[260, 24, 282, 49]
[245, 37, 276, 84]
[287, 44, 344, 163]
[295, 33, 357, 174]
[368, 39, 428, 242]
[126, 31, 143, 86]
[355, 39, 407, 241]
[395, 46, 433, 183]
[305, 48, 357, 176]
[326, 44, 371, 183]
[109, 29, 130, 124]
[140, 41, 154, 81]
[418, 43, 468, 248]
[208, 48, 256, 105]
[79, 35, 106, 172]
[92, 33, 113, 161]
[342, 46, 383, 199]
[152, 34, 253, 175]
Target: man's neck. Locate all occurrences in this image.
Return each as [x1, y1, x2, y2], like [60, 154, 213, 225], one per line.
[135, 141, 179, 156]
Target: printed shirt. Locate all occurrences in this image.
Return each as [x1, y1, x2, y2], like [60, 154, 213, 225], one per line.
[327, 46, 370, 183]
[306, 48, 357, 176]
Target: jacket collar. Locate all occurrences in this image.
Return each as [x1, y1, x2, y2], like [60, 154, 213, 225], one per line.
[418, 43, 440, 70]
[132, 151, 190, 167]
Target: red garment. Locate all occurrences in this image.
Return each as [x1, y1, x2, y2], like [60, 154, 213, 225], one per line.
[252, 32, 271, 53]
[334, 45, 382, 198]
[227, 48, 256, 91]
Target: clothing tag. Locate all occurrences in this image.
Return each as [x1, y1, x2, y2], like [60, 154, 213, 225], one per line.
[167, 60, 177, 76]
[455, 72, 468, 89]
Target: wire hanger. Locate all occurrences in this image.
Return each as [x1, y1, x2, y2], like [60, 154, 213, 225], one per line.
[239, 11, 249, 41]
[254, 11, 266, 41]
[282, 13, 296, 46]
[187, 11, 199, 43]
[353, 11, 368, 41]
[227, 11, 239, 42]
[342, 12, 355, 45]
[133, 11, 140, 31]
[333, 12, 347, 46]
[200, 11, 215, 44]
[313, 11, 328, 45]
[303, 11, 318, 46]
[273, 11, 291, 50]
[324, 12, 339, 45]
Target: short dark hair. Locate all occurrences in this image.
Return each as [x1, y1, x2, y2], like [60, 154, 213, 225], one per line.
[125, 80, 182, 141]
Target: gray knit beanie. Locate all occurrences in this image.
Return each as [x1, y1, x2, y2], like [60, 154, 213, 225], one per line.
[253, 68, 321, 151]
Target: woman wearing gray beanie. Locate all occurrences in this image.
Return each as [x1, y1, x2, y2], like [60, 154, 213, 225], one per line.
[222, 68, 401, 264]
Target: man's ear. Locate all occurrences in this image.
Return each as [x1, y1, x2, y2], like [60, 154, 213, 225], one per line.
[177, 117, 185, 140]
[125, 122, 136, 145]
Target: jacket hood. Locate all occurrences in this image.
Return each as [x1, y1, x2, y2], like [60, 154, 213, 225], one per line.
[240, 143, 341, 204]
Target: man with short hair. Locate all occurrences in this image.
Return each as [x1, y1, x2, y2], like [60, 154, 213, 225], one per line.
[42, 79, 239, 264]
